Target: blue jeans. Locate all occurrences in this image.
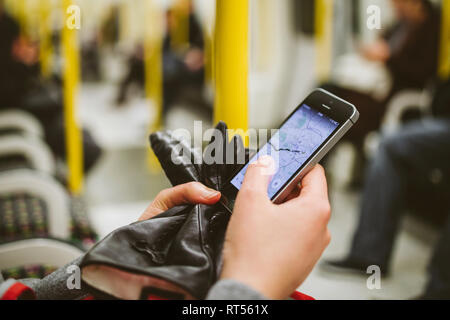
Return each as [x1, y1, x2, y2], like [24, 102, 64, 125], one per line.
[349, 119, 450, 298]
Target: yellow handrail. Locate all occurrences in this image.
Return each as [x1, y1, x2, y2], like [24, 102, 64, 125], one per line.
[62, 0, 84, 194]
[439, 0, 450, 79]
[144, 0, 164, 172]
[315, 0, 334, 82]
[144, 0, 164, 132]
[214, 0, 249, 141]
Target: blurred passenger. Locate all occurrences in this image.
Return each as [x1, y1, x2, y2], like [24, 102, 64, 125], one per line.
[0, 4, 101, 174]
[100, 5, 120, 47]
[0, 2, 40, 107]
[324, 79, 450, 299]
[115, 44, 145, 105]
[323, 0, 441, 174]
[116, 5, 207, 118]
[81, 37, 101, 82]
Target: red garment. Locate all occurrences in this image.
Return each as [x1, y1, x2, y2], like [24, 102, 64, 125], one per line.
[291, 291, 315, 301]
[0, 281, 35, 300]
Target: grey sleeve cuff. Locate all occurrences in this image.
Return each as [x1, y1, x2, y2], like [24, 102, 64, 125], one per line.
[206, 279, 267, 300]
[19, 256, 90, 300]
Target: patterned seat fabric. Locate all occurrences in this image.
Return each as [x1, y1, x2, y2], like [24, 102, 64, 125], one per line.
[0, 194, 48, 243]
[0, 193, 98, 246]
[1, 264, 56, 280]
[0, 193, 98, 280]
[69, 197, 98, 248]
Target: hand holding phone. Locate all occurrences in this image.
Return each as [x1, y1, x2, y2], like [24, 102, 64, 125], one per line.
[220, 89, 359, 212]
[220, 160, 332, 299]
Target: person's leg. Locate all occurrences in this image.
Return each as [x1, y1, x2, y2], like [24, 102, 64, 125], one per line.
[327, 120, 450, 273]
[346, 133, 408, 271]
[424, 215, 450, 299]
[116, 57, 144, 105]
[161, 52, 185, 118]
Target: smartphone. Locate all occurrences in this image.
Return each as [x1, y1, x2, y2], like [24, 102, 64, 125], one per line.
[220, 89, 359, 213]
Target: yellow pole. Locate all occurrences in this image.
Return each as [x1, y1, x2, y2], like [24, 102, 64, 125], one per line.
[39, 0, 53, 77]
[144, 0, 164, 132]
[170, 0, 190, 52]
[439, 0, 450, 80]
[144, 0, 164, 172]
[315, 0, 334, 82]
[214, 0, 249, 138]
[62, 0, 84, 194]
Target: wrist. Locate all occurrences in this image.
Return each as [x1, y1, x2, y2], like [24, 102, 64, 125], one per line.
[220, 269, 283, 300]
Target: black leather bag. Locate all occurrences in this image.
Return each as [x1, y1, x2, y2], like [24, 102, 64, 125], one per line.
[80, 122, 249, 300]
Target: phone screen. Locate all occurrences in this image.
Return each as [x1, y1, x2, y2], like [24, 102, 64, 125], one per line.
[230, 104, 340, 199]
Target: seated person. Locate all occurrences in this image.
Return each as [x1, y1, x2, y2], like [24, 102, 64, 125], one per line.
[0, 2, 39, 109]
[2, 160, 332, 300]
[116, 6, 207, 118]
[325, 80, 450, 299]
[0, 3, 101, 174]
[323, 0, 441, 169]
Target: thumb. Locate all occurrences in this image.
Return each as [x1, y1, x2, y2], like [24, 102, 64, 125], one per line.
[139, 182, 221, 221]
[240, 156, 275, 198]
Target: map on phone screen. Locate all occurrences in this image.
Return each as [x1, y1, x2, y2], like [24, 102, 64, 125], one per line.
[231, 104, 339, 199]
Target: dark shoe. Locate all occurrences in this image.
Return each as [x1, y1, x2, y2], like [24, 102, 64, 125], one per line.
[321, 257, 389, 277]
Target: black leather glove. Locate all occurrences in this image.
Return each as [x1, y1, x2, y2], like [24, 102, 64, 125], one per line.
[80, 122, 249, 300]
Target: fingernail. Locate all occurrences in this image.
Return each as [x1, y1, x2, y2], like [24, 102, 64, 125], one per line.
[202, 187, 220, 199]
